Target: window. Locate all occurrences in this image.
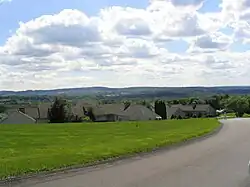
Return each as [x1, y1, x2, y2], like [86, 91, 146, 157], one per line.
[19, 108, 25, 114]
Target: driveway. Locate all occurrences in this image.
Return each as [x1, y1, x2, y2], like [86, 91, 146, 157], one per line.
[5, 119, 250, 187]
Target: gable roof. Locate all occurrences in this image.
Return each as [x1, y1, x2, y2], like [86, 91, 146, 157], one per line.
[25, 107, 39, 119]
[166, 106, 181, 117]
[72, 101, 96, 117]
[1, 110, 36, 124]
[92, 104, 160, 120]
[92, 104, 125, 116]
[170, 104, 213, 112]
[6, 103, 52, 120]
[38, 103, 52, 119]
[123, 104, 160, 120]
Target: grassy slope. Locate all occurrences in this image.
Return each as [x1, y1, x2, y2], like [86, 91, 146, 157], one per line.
[0, 119, 219, 179]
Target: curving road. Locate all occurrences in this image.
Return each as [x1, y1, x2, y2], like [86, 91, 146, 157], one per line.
[4, 119, 250, 187]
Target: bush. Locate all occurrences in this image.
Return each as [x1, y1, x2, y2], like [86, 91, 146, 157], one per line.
[70, 115, 83, 123]
[197, 113, 202, 118]
[171, 115, 176, 119]
[177, 115, 182, 119]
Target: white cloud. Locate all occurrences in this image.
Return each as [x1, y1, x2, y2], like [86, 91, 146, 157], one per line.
[0, 0, 11, 4]
[187, 32, 232, 53]
[1, 0, 250, 90]
[149, 0, 205, 9]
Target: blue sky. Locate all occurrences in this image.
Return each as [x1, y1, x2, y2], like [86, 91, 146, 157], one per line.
[0, 0, 149, 44]
[0, 0, 220, 45]
[0, 0, 250, 90]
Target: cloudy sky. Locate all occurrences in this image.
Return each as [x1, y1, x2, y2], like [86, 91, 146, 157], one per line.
[0, 0, 250, 91]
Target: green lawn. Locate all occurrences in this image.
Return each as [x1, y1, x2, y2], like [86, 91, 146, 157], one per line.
[0, 119, 219, 179]
[219, 113, 250, 118]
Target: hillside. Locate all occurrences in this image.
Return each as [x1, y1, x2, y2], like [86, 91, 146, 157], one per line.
[1, 86, 250, 99]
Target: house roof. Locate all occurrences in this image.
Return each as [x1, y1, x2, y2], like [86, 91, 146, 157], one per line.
[72, 101, 97, 117]
[6, 103, 52, 119]
[92, 104, 125, 116]
[1, 110, 36, 124]
[170, 104, 213, 112]
[38, 103, 52, 119]
[92, 104, 160, 120]
[123, 104, 160, 120]
[166, 107, 181, 117]
[25, 107, 39, 119]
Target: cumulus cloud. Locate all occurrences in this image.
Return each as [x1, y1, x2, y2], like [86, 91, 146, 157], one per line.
[150, 0, 205, 9]
[188, 32, 232, 53]
[0, 0, 11, 4]
[1, 0, 250, 90]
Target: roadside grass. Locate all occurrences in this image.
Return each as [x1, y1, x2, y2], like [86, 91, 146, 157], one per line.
[0, 118, 219, 179]
[219, 113, 250, 118]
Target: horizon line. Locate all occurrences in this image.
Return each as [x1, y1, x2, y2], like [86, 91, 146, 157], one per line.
[1, 85, 250, 92]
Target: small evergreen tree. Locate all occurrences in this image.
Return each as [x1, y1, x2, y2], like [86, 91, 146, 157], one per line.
[48, 97, 68, 123]
[154, 100, 167, 119]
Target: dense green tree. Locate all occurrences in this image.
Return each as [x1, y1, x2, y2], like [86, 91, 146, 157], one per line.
[226, 96, 249, 117]
[48, 98, 68, 123]
[205, 95, 221, 110]
[172, 100, 179, 104]
[154, 100, 167, 119]
[0, 105, 7, 113]
[137, 100, 152, 110]
[178, 98, 189, 105]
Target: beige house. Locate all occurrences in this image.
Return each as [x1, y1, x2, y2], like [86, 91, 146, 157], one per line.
[166, 104, 216, 119]
[92, 104, 161, 122]
[0, 110, 36, 124]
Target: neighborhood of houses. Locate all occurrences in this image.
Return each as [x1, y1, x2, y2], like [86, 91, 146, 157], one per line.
[0, 101, 217, 124]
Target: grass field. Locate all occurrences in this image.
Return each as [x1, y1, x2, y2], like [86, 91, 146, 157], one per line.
[219, 113, 250, 118]
[0, 119, 219, 179]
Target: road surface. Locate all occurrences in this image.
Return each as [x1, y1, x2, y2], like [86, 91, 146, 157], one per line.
[4, 119, 250, 187]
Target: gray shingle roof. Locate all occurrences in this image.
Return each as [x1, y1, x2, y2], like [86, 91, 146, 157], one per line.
[92, 104, 125, 116]
[72, 101, 96, 117]
[170, 104, 212, 112]
[123, 104, 160, 121]
[38, 103, 52, 119]
[92, 104, 160, 120]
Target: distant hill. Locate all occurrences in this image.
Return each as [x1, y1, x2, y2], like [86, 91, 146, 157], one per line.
[1, 86, 250, 99]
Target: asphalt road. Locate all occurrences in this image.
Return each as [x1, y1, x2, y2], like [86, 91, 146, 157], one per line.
[5, 118, 250, 187]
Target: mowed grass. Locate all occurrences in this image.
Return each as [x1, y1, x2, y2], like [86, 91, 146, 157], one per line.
[0, 118, 219, 179]
[219, 113, 250, 118]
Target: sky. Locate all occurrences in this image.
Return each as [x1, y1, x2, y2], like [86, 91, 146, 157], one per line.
[1, 0, 250, 91]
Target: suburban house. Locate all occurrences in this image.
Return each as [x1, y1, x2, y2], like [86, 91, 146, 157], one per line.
[0, 101, 161, 124]
[91, 104, 162, 122]
[166, 104, 216, 119]
[18, 103, 52, 123]
[71, 101, 96, 118]
[1, 103, 52, 124]
[0, 109, 37, 124]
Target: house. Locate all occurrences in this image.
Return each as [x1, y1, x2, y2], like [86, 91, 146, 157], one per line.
[71, 101, 96, 118]
[6, 103, 52, 123]
[92, 104, 129, 122]
[92, 104, 161, 122]
[166, 104, 216, 119]
[0, 109, 36, 124]
[122, 104, 161, 121]
[166, 107, 186, 119]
